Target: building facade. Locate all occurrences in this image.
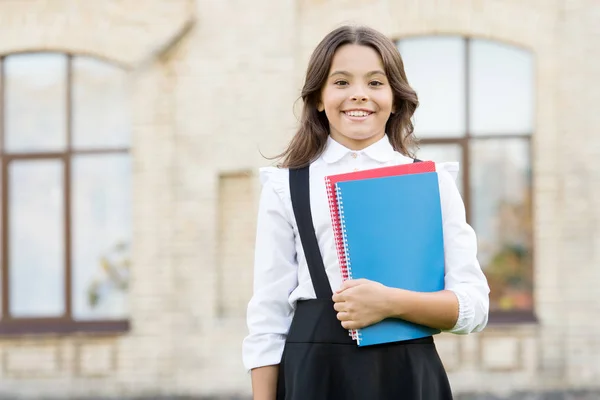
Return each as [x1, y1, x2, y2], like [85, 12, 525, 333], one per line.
[0, 0, 598, 398]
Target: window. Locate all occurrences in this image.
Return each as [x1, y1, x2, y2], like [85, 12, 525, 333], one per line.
[0, 53, 131, 334]
[397, 37, 534, 320]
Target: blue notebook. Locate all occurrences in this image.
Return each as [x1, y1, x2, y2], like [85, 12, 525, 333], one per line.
[335, 172, 445, 346]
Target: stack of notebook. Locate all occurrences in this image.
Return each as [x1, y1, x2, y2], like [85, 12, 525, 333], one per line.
[325, 161, 446, 346]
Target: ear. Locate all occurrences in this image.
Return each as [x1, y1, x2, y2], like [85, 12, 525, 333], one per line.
[317, 102, 324, 112]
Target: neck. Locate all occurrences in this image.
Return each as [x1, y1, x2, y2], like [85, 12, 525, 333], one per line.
[329, 132, 385, 151]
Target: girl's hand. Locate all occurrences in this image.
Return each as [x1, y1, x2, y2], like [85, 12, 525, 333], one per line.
[332, 279, 392, 330]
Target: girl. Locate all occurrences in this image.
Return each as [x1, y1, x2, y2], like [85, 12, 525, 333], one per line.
[243, 25, 490, 400]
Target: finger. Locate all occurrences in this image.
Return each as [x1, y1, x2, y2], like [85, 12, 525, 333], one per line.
[332, 292, 344, 303]
[341, 320, 359, 330]
[336, 311, 351, 322]
[333, 302, 345, 312]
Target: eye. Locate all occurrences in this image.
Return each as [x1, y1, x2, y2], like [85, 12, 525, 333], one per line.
[334, 80, 349, 86]
[369, 81, 384, 87]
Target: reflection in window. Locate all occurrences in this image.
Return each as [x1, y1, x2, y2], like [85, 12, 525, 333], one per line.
[398, 37, 466, 138]
[9, 160, 65, 317]
[72, 57, 130, 149]
[471, 139, 532, 311]
[4, 53, 68, 153]
[469, 40, 534, 135]
[0, 53, 131, 329]
[72, 154, 131, 320]
[399, 37, 534, 314]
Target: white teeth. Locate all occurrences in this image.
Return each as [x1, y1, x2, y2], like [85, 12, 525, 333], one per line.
[345, 111, 370, 117]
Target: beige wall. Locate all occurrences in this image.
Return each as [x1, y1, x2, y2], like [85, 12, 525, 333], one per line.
[0, 0, 598, 398]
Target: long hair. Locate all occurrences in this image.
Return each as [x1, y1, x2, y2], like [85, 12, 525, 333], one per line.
[274, 25, 419, 169]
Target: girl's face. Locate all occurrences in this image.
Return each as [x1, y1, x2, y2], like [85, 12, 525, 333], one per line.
[319, 44, 394, 151]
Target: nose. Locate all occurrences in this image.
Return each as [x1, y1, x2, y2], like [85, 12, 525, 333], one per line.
[350, 85, 368, 102]
[351, 93, 368, 102]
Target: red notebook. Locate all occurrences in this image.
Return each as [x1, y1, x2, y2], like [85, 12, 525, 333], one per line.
[324, 161, 437, 339]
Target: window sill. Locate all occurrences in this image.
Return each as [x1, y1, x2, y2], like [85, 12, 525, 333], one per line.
[0, 319, 130, 337]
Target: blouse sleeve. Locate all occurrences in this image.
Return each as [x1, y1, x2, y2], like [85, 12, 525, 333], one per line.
[242, 167, 298, 371]
[437, 163, 490, 334]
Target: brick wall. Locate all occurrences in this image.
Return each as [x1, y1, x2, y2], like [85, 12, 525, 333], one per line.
[0, 0, 598, 398]
[557, 0, 600, 386]
[216, 172, 258, 318]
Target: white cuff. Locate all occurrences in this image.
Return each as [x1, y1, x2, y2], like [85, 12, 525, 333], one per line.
[445, 289, 474, 334]
[242, 333, 286, 372]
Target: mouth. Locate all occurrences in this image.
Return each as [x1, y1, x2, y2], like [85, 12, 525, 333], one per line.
[343, 110, 374, 120]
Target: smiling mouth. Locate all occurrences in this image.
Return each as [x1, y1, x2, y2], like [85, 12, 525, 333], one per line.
[343, 110, 373, 118]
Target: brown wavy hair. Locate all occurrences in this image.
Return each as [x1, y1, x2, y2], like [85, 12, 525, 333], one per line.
[274, 25, 419, 169]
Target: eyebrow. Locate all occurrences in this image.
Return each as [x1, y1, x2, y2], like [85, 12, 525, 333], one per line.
[329, 70, 386, 78]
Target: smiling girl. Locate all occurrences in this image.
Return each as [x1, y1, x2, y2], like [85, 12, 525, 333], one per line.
[243, 25, 489, 400]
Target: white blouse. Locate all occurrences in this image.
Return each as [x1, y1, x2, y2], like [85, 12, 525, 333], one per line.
[242, 135, 490, 371]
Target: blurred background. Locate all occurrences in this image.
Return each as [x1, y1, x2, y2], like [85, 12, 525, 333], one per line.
[0, 0, 598, 399]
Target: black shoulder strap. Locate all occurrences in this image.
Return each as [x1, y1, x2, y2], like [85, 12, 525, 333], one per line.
[413, 158, 422, 163]
[289, 167, 333, 299]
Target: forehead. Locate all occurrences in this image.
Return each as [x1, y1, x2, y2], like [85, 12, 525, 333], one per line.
[329, 44, 385, 72]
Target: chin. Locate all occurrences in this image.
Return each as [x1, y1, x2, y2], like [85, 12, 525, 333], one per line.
[345, 131, 382, 141]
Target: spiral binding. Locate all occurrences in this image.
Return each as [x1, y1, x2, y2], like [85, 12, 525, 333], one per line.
[325, 177, 350, 281]
[336, 185, 351, 280]
[335, 184, 361, 344]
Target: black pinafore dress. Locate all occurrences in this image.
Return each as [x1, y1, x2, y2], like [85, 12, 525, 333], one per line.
[276, 164, 453, 400]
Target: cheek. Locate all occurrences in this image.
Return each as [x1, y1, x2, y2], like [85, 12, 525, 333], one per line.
[376, 98, 394, 125]
[378, 92, 394, 113]
[373, 95, 393, 115]
[322, 90, 344, 111]
[324, 103, 344, 121]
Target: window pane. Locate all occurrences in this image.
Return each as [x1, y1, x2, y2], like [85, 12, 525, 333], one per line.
[72, 154, 131, 320]
[415, 143, 463, 194]
[470, 138, 533, 311]
[72, 57, 130, 149]
[4, 54, 67, 152]
[9, 160, 65, 317]
[397, 37, 466, 138]
[469, 40, 534, 135]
